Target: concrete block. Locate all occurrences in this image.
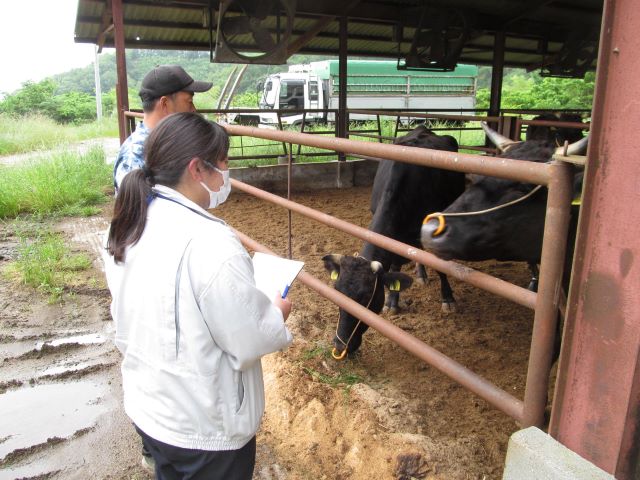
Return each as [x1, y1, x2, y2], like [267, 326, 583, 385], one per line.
[503, 427, 615, 480]
[229, 159, 378, 193]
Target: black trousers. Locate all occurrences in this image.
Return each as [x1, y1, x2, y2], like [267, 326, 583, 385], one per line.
[135, 426, 256, 480]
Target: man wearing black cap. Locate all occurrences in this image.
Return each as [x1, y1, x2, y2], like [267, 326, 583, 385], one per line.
[113, 65, 213, 192]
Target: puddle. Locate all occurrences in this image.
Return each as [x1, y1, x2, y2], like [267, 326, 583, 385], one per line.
[35, 333, 107, 350]
[0, 339, 40, 359]
[39, 359, 105, 377]
[0, 380, 109, 461]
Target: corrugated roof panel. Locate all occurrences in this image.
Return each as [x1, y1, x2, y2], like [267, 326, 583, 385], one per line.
[74, 0, 603, 73]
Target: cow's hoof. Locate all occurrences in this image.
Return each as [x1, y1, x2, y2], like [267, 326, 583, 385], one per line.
[387, 306, 399, 315]
[415, 277, 427, 286]
[441, 302, 457, 313]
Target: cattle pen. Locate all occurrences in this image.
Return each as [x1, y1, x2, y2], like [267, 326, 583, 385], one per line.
[72, 0, 640, 477]
[220, 122, 572, 430]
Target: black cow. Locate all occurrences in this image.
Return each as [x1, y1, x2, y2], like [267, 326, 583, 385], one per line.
[323, 126, 466, 359]
[525, 113, 585, 145]
[421, 123, 588, 291]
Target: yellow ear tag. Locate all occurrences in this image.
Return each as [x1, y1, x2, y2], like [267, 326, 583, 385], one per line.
[571, 197, 581, 206]
[331, 271, 339, 281]
[390, 279, 401, 292]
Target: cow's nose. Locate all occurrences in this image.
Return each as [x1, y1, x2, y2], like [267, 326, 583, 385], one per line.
[421, 221, 445, 247]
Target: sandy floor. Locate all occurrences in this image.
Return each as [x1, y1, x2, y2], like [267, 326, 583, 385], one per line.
[0, 185, 549, 479]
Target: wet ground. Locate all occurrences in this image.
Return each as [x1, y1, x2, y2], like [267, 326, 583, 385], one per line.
[0, 183, 544, 479]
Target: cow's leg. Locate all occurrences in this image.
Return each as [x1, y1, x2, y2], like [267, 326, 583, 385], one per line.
[415, 262, 428, 285]
[438, 272, 456, 313]
[384, 265, 401, 314]
[528, 262, 539, 292]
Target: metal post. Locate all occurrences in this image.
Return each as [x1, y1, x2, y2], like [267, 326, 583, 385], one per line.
[522, 161, 573, 428]
[287, 143, 292, 259]
[549, 0, 640, 477]
[93, 45, 102, 121]
[112, 0, 128, 143]
[337, 15, 348, 161]
[489, 30, 505, 122]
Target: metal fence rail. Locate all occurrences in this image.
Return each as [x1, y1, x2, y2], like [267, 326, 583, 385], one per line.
[223, 124, 573, 428]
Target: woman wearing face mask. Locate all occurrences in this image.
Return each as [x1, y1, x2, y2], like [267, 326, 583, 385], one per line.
[103, 112, 293, 480]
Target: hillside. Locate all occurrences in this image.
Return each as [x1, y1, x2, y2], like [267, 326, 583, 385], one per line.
[52, 49, 335, 104]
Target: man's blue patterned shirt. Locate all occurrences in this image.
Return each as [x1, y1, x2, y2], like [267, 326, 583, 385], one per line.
[113, 121, 150, 192]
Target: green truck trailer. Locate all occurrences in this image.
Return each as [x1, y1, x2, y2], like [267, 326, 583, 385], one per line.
[232, 60, 478, 126]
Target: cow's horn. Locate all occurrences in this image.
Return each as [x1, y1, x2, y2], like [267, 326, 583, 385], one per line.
[371, 261, 383, 273]
[555, 135, 589, 157]
[481, 121, 521, 152]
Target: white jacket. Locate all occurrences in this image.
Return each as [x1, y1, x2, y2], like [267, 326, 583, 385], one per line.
[103, 185, 292, 451]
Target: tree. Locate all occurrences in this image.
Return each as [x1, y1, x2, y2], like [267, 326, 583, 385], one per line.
[0, 80, 57, 116]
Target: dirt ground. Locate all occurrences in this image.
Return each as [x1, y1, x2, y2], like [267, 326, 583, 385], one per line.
[0, 185, 545, 480]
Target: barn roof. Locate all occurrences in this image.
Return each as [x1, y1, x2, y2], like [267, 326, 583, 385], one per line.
[74, 0, 603, 77]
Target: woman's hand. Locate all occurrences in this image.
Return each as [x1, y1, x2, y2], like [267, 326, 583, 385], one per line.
[273, 294, 292, 321]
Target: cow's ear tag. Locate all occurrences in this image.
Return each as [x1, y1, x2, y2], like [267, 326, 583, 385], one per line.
[389, 279, 401, 291]
[331, 271, 339, 281]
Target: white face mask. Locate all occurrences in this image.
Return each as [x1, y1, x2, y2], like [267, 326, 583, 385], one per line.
[200, 167, 231, 209]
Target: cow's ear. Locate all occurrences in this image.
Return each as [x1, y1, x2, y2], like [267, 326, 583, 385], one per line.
[382, 272, 413, 292]
[322, 254, 342, 280]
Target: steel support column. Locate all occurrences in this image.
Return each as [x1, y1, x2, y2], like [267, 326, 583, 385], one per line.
[549, 0, 640, 478]
[337, 15, 348, 161]
[112, 0, 129, 143]
[488, 30, 505, 119]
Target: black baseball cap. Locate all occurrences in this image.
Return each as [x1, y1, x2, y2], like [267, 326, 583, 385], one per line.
[139, 65, 213, 101]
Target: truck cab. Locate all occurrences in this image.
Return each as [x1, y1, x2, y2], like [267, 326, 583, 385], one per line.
[257, 70, 324, 126]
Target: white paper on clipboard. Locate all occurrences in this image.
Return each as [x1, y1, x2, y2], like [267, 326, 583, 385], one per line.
[252, 252, 304, 300]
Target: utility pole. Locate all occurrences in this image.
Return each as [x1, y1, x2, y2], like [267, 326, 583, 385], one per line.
[94, 45, 103, 121]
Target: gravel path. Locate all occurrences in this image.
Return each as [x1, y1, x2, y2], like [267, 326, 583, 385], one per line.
[0, 137, 121, 166]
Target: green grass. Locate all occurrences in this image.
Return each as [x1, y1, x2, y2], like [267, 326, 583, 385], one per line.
[5, 228, 92, 303]
[298, 344, 364, 392]
[0, 114, 118, 156]
[0, 146, 113, 219]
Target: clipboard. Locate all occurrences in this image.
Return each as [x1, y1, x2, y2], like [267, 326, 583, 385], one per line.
[252, 252, 304, 300]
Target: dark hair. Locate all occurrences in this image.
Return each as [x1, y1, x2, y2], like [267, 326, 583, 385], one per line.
[141, 91, 177, 113]
[107, 112, 229, 263]
[141, 96, 160, 113]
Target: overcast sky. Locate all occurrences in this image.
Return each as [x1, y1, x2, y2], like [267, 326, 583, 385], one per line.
[0, 0, 109, 96]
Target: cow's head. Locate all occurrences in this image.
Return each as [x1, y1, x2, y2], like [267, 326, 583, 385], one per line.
[525, 113, 585, 145]
[421, 124, 587, 263]
[322, 254, 412, 359]
[420, 169, 548, 262]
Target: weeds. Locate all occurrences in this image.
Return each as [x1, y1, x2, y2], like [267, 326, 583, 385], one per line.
[0, 114, 118, 156]
[298, 343, 363, 396]
[4, 228, 91, 303]
[0, 146, 112, 219]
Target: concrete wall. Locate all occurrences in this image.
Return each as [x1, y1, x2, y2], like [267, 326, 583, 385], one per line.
[503, 427, 615, 480]
[229, 159, 378, 193]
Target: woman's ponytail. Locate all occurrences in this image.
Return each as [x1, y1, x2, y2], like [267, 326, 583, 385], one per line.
[107, 168, 153, 263]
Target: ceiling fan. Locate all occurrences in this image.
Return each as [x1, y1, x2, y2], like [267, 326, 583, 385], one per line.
[212, 0, 296, 65]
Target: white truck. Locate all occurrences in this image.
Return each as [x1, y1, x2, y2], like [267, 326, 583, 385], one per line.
[230, 59, 478, 127]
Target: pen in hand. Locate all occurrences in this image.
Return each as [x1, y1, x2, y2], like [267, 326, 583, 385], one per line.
[281, 284, 290, 299]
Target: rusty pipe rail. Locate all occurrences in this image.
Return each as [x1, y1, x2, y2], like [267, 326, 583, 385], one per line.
[233, 228, 525, 422]
[225, 126, 574, 429]
[231, 179, 537, 310]
[347, 109, 498, 123]
[523, 161, 574, 427]
[223, 124, 551, 185]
